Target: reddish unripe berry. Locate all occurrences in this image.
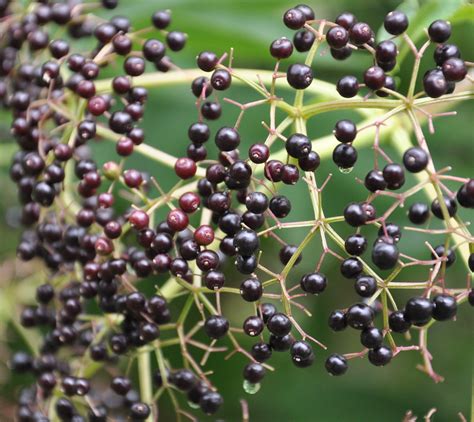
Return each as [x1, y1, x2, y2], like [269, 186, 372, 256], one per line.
[123, 169, 143, 188]
[167, 209, 189, 231]
[129, 210, 149, 230]
[179, 192, 200, 213]
[175, 157, 197, 179]
[194, 225, 215, 246]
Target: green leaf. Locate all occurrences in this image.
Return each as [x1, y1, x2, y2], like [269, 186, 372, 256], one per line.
[449, 3, 474, 23]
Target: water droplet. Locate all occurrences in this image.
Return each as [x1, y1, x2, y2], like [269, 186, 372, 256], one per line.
[338, 166, 353, 174]
[187, 401, 200, 409]
[243, 380, 260, 395]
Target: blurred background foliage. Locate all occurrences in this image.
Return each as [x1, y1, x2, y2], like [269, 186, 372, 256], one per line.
[0, 0, 473, 421]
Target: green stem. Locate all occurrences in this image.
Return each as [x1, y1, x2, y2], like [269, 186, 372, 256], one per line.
[137, 350, 153, 422]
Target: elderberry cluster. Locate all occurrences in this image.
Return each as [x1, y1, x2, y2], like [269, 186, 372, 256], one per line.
[2, 1, 473, 420]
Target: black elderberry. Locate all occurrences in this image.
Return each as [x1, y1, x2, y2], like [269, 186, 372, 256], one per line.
[293, 29, 315, 52]
[334, 119, 357, 143]
[333, 144, 357, 168]
[283, 8, 306, 30]
[372, 241, 399, 270]
[300, 272, 327, 294]
[368, 346, 392, 366]
[200, 391, 223, 415]
[384, 11, 409, 35]
[328, 310, 347, 331]
[354, 275, 377, 298]
[428, 20, 451, 43]
[287, 64, 313, 90]
[325, 354, 348, 376]
[270, 37, 293, 59]
[211, 69, 232, 90]
[243, 316, 264, 336]
[432, 294, 457, 321]
[337, 76, 359, 98]
[269, 195, 291, 218]
[340, 257, 363, 279]
[403, 147, 429, 173]
[286, 133, 312, 158]
[326, 26, 349, 49]
[204, 315, 229, 339]
[344, 203, 367, 227]
[389, 310, 411, 333]
[290, 340, 314, 368]
[423, 69, 448, 98]
[251, 342, 272, 362]
[408, 202, 429, 224]
[431, 196, 457, 219]
[346, 303, 374, 329]
[267, 312, 292, 336]
[360, 327, 383, 349]
[243, 362, 266, 383]
[405, 297, 433, 326]
[240, 278, 263, 302]
[345, 234, 367, 256]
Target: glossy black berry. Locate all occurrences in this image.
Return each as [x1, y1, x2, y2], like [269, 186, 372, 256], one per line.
[300, 272, 327, 294]
[333, 144, 357, 168]
[337, 76, 359, 98]
[384, 11, 409, 35]
[408, 202, 430, 224]
[286, 133, 311, 158]
[215, 127, 240, 151]
[240, 278, 263, 302]
[270, 37, 293, 59]
[431, 196, 457, 219]
[243, 362, 266, 383]
[204, 315, 229, 339]
[327, 310, 348, 331]
[325, 354, 348, 376]
[434, 44, 461, 66]
[283, 8, 306, 30]
[344, 203, 367, 227]
[442, 58, 467, 82]
[290, 340, 314, 368]
[293, 29, 315, 52]
[200, 391, 223, 415]
[344, 234, 367, 257]
[243, 316, 264, 336]
[403, 147, 429, 173]
[423, 69, 448, 98]
[334, 119, 357, 143]
[326, 26, 349, 49]
[383, 163, 405, 190]
[364, 66, 385, 90]
[287, 64, 313, 89]
[340, 257, 363, 279]
[368, 346, 392, 366]
[269, 195, 291, 218]
[364, 170, 387, 192]
[354, 275, 377, 298]
[389, 310, 411, 333]
[432, 294, 457, 321]
[267, 312, 292, 336]
[428, 20, 451, 43]
[349, 22, 373, 46]
[405, 297, 433, 326]
[372, 242, 399, 270]
[346, 303, 374, 329]
[360, 327, 383, 348]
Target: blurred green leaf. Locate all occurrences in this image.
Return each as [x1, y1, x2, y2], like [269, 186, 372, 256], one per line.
[449, 3, 474, 23]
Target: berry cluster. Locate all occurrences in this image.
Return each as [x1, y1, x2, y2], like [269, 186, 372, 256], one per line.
[2, 1, 473, 420]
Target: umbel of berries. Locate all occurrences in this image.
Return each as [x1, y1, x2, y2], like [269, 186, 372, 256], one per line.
[2, 0, 474, 420]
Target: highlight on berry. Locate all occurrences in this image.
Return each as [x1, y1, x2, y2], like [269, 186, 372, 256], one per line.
[1, 0, 473, 421]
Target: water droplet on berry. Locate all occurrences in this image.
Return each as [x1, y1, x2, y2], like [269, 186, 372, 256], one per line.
[338, 166, 353, 174]
[243, 380, 260, 394]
